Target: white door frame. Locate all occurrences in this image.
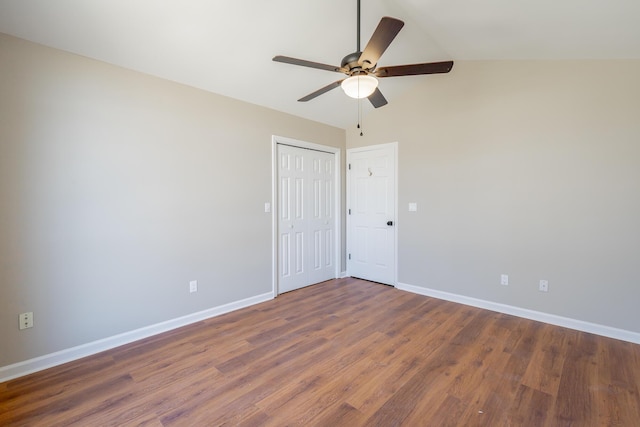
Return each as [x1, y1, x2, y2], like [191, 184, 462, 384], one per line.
[346, 142, 398, 286]
[271, 135, 341, 296]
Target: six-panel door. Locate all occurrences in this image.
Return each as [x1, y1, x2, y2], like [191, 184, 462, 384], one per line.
[278, 144, 335, 293]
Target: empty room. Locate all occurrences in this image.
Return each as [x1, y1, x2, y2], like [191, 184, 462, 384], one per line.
[1, 0, 639, 425]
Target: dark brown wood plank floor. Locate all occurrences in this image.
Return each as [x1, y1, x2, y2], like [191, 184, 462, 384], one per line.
[1, 278, 639, 426]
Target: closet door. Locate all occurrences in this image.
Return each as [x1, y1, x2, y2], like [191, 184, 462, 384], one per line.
[278, 144, 335, 293]
[307, 149, 335, 285]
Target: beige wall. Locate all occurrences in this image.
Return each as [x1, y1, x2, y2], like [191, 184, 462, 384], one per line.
[0, 33, 345, 367]
[347, 60, 640, 333]
[3, 28, 638, 369]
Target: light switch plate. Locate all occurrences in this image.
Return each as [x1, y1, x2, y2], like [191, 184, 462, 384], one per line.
[408, 203, 417, 212]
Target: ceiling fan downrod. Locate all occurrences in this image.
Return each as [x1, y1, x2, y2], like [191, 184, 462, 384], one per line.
[356, 0, 361, 52]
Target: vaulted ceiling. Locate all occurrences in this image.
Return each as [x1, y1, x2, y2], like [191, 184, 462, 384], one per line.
[1, 0, 639, 129]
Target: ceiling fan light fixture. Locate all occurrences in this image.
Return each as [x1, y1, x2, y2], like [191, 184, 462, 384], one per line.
[341, 75, 378, 99]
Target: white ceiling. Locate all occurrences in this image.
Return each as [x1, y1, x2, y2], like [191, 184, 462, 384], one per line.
[1, 0, 639, 129]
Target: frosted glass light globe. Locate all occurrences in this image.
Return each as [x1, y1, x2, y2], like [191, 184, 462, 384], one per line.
[341, 75, 378, 99]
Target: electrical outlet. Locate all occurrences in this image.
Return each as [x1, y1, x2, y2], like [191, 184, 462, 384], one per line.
[539, 279, 549, 292]
[500, 274, 509, 286]
[19, 312, 33, 330]
[189, 280, 198, 293]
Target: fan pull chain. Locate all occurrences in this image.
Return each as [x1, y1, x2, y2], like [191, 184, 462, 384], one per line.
[357, 98, 364, 136]
[357, 76, 363, 136]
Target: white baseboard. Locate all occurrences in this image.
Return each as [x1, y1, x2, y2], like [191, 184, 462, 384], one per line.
[0, 291, 274, 383]
[396, 282, 640, 345]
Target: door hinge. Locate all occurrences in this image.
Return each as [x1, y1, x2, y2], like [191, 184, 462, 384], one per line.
[348, 163, 351, 170]
[348, 253, 351, 260]
[348, 208, 351, 215]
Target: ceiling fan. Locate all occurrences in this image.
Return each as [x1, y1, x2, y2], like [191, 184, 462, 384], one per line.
[273, 0, 454, 108]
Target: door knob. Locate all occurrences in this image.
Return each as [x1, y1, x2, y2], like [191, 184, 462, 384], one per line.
[387, 221, 394, 226]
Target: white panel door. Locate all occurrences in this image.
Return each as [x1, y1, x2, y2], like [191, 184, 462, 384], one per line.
[307, 150, 335, 285]
[278, 144, 335, 293]
[347, 144, 396, 285]
[278, 145, 307, 293]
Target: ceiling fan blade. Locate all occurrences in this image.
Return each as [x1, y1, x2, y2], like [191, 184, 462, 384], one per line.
[298, 80, 345, 102]
[375, 61, 454, 78]
[273, 55, 345, 73]
[358, 17, 404, 69]
[368, 87, 388, 108]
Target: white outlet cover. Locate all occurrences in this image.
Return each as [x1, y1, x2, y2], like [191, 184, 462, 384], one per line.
[501, 274, 509, 286]
[264, 202, 271, 213]
[408, 203, 417, 212]
[539, 279, 549, 292]
[189, 280, 198, 293]
[19, 312, 34, 329]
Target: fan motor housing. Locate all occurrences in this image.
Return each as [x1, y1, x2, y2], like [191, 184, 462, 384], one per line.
[341, 51, 372, 74]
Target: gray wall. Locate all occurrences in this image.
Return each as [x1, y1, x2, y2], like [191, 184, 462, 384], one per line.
[0, 33, 345, 367]
[347, 60, 640, 333]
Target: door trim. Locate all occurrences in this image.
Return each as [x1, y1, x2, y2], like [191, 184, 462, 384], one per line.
[271, 135, 341, 297]
[346, 142, 398, 286]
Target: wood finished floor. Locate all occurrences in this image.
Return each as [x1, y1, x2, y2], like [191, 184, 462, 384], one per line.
[1, 278, 639, 426]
